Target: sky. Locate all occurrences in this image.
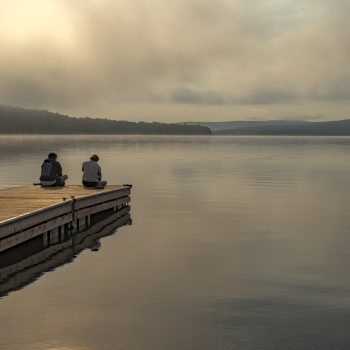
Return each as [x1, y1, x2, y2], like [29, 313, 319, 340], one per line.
[0, 0, 349, 122]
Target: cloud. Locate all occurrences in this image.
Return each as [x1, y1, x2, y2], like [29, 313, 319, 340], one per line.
[0, 0, 349, 120]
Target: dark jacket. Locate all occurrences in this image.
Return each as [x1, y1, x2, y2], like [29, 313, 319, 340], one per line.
[40, 158, 62, 181]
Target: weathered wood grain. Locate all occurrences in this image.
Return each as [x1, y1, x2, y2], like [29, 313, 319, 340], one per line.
[74, 188, 130, 210]
[0, 185, 126, 223]
[0, 185, 131, 244]
[0, 213, 73, 252]
[74, 196, 130, 219]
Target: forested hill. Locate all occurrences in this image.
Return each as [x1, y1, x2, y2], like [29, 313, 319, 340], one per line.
[0, 105, 212, 135]
[185, 120, 308, 131]
[215, 119, 350, 136]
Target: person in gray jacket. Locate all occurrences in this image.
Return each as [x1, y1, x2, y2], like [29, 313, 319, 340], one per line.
[82, 154, 107, 188]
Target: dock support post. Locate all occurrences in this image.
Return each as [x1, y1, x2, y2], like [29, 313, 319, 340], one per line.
[86, 215, 91, 227]
[43, 232, 49, 247]
[59, 226, 64, 241]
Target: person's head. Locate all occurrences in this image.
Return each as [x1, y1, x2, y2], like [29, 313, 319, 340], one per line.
[90, 154, 99, 162]
[48, 152, 57, 159]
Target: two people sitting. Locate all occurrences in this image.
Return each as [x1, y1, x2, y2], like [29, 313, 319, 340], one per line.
[39, 153, 107, 189]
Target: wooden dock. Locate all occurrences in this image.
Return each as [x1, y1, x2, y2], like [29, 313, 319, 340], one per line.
[0, 185, 131, 253]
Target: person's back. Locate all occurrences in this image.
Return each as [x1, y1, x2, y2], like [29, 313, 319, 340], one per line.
[40, 153, 68, 187]
[82, 154, 107, 188]
[82, 160, 101, 182]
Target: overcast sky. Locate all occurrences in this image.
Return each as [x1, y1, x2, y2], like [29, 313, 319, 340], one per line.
[0, 0, 349, 121]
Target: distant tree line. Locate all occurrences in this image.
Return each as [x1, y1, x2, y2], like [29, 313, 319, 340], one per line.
[0, 105, 212, 135]
[215, 119, 350, 136]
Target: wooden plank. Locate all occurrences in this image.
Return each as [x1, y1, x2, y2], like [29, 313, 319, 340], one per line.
[0, 201, 72, 238]
[74, 187, 130, 210]
[0, 213, 73, 253]
[74, 197, 130, 219]
[0, 185, 127, 223]
[0, 185, 131, 251]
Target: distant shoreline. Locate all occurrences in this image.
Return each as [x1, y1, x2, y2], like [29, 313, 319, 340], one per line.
[0, 133, 214, 136]
[2, 104, 350, 136]
[188, 119, 350, 136]
[0, 105, 212, 136]
[2, 133, 350, 137]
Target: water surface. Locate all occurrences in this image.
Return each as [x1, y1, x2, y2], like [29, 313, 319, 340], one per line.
[0, 135, 350, 350]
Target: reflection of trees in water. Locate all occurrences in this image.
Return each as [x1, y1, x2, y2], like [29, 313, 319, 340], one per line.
[0, 209, 131, 298]
[0, 134, 214, 165]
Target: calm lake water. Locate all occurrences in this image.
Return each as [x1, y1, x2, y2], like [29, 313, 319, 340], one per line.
[0, 135, 350, 350]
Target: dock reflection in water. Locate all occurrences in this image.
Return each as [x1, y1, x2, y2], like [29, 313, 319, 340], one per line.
[0, 207, 131, 298]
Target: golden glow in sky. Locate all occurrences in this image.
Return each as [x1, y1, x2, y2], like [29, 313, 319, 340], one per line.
[0, 1, 75, 46]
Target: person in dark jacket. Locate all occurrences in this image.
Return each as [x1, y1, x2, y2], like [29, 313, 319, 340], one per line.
[40, 153, 68, 187]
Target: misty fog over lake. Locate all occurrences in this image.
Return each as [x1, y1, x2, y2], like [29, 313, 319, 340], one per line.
[0, 135, 350, 350]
